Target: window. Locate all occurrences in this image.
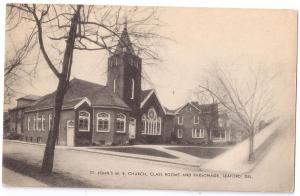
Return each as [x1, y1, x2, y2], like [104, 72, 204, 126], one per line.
[37, 137, 41, 143]
[33, 115, 36, 131]
[97, 112, 110, 132]
[131, 78, 135, 99]
[116, 113, 126, 132]
[177, 128, 183, 138]
[192, 128, 204, 138]
[177, 115, 183, 125]
[78, 111, 90, 132]
[49, 113, 53, 131]
[218, 118, 224, 127]
[27, 117, 31, 131]
[213, 130, 226, 140]
[113, 79, 116, 93]
[194, 115, 199, 124]
[41, 115, 45, 131]
[141, 107, 162, 135]
[141, 114, 146, 134]
[36, 113, 41, 131]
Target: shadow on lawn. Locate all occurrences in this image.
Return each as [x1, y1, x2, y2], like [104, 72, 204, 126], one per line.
[3, 157, 93, 188]
[166, 147, 227, 159]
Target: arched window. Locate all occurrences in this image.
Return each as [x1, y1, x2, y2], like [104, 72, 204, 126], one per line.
[141, 107, 162, 135]
[131, 78, 135, 99]
[116, 113, 126, 133]
[97, 112, 110, 132]
[142, 114, 147, 134]
[78, 111, 90, 132]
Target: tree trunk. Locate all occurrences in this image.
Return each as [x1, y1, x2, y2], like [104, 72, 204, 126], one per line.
[40, 78, 67, 174]
[248, 128, 255, 162]
[40, 6, 81, 175]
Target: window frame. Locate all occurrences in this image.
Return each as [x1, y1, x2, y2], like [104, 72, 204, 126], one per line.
[193, 115, 199, 124]
[27, 116, 31, 131]
[96, 112, 110, 132]
[131, 78, 135, 99]
[78, 111, 90, 132]
[116, 113, 126, 133]
[192, 128, 205, 138]
[177, 128, 183, 138]
[177, 115, 183, 125]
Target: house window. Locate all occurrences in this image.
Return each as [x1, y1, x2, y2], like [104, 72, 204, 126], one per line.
[141, 107, 162, 135]
[177, 115, 183, 125]
[192, 128, 204, 138]
[213, 130, 226, 140]
[177, 128, 183, 138]
[78, 111, 90, 132]
[49, 113, 52, 131]
[27, 117, 31, 131]
[97, 112, 110, 132]
[131, 78, 135, 99]
[113, 79, 116, 93]
[41, 115, 45, 131]
[218, 118, 224, 127]
[194, 115, 199, 124]
[37, 137, 41, 143]
[116, 113, 126, 132]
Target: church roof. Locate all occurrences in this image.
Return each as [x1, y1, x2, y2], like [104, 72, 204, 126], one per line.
[26, 78, 130, 112]
[115, 25, 135, 55]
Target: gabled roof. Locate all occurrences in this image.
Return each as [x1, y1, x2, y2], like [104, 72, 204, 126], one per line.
[140, 89, 167, 115]
[26, 78, 130, 112]
[115, 25, 135, 55]
[175, 101, 217, 114]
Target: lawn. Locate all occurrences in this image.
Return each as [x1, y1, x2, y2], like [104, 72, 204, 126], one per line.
[92, 147, 178, 159]
[166, 147, 227, 159]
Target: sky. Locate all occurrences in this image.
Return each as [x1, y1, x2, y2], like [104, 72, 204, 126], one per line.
[5, 6, 297, 116]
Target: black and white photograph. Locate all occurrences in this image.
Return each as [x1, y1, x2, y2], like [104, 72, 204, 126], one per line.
[2, 1, 297, 193]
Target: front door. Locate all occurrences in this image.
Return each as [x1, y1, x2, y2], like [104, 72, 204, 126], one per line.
[67, 120, 75, 146]
[128, 118, 136, 139]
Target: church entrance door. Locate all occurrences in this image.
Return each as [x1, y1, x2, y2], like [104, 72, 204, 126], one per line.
[129, 118, 136, 139]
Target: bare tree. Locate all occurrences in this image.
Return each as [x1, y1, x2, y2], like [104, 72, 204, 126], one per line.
[196, 66, 275, 161]
[7, 3, 163, 174]
[5, 7, 38, 105]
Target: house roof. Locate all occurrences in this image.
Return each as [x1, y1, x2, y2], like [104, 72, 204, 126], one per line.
[163, 107, 176, 115]
[175, 101, 218, 114]
[26, 78, 130, 112]
[17, 94, 41, 101]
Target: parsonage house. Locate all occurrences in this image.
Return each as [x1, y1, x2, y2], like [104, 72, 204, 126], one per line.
[6, 26, 241, 146]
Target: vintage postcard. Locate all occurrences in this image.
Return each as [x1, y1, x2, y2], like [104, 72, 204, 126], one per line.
[2, 3, 297, 192]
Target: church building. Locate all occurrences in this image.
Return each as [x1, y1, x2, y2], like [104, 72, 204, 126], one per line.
[19, 26, 175, 146]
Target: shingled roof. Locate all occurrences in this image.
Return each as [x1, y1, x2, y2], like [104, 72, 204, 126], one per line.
[27, 78, 130, 111]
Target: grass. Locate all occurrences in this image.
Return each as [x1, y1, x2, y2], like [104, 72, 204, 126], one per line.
[92, 147, 178, 159]
[166, 147, 227, 159]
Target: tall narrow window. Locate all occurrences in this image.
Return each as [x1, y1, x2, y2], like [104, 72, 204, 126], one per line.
[113, 79, 116, 93]
[49, 113, 52, 131]
[78, 111, 90, 132]
[33, 115, 36, 131]
[193, 115, 199, 124]
[97, 112, 110, 132]
[36, 113, 41, 131]
[178, 115, 183, 125]
[27, 117, 31, 131]
[177, 128, 183, 138]
[41, 115, 45, 131]
[116, 113, 126, 133]
[131, 78, 135, 99]
[141, 114, 146, 134]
